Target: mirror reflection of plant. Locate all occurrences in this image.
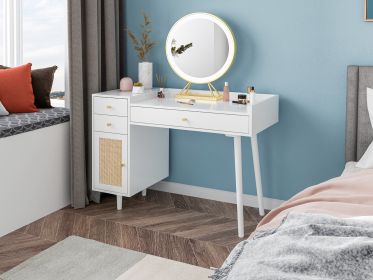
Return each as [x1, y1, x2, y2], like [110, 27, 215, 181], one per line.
[127, 13, 156, 62]
[171, 39, 193, 56]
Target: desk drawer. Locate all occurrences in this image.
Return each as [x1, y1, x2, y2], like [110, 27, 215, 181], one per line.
[131, 107, 249, 134]
[94, 115, 128, 134]
[94, 97, 128, 116]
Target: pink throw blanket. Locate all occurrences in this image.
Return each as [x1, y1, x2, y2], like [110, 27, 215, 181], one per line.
[257, 170, 373, 232]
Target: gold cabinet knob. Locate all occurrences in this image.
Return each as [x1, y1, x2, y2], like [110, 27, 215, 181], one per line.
[106, 123, 112, 127]
[121, 163, 125, 167]
[181, 118, 188, 122]
[106, 105, 113, 109]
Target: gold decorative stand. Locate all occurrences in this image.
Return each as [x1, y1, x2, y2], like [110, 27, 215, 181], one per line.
[175, 82, 223, 101]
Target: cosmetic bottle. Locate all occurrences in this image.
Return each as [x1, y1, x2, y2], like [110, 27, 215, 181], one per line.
[223, 82, 230, 102]
[248, 86, 256, 104]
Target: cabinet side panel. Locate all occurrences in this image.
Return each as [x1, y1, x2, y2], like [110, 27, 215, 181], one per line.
[129, 126, 169, 195]
[252, 96, 279, 135]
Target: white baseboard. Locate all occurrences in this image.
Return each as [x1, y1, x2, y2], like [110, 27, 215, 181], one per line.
[151, 181, 284, 210]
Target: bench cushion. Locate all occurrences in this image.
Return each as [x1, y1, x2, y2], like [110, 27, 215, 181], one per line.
[0, 107, 70, 138]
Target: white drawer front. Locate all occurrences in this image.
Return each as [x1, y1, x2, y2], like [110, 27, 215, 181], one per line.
[94, 115, 128, 135]
[94, 97, 128, 116]
[131, 107, 250, 134]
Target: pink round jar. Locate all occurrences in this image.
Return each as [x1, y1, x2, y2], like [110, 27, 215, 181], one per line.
[120, 77, 133, 92]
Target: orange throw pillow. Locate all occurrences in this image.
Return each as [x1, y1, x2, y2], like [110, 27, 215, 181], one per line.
[0, 63, 38, 113]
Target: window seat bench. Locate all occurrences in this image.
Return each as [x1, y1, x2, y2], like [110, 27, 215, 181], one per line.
[0, 107, 70, 138]
[0, 107, 71, 237]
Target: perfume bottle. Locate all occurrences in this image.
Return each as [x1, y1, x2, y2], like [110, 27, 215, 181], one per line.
[248, 86, 256, 104]
[223, 82, 230, 102]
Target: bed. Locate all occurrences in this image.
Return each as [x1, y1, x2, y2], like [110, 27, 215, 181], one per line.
[212, 66, 373, 280]
[0, 108, 71, 237]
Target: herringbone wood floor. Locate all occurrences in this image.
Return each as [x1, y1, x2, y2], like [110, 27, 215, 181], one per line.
[0, 190, 265, 274]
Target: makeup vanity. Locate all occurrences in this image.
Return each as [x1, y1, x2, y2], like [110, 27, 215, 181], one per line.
[92, 13, 279, 238]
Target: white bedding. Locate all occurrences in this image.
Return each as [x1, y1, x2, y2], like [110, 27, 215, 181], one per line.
[341, 161, 365, 176]
[356, 88, 373, 169]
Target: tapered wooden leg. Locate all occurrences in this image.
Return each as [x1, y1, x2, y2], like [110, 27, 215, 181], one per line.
[251, 134, 265, 216]
[117, 195, 123, 210]
[234, 136, 245, 238]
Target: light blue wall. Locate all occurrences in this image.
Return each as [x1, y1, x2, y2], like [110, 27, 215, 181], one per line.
[124, 0, 373, 201]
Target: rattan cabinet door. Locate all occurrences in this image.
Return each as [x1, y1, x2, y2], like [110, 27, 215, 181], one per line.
[93, 132, 128, 195]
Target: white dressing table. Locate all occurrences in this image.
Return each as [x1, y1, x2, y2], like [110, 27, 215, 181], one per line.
[92, 88, 279, 238]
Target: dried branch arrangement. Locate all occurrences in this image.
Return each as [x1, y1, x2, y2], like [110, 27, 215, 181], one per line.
[127, 13, 156, 61]
[156, 74, 167, 88]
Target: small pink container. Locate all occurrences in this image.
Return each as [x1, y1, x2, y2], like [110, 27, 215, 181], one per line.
[120, 77, 133, 91]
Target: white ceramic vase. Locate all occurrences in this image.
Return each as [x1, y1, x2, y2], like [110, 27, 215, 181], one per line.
[138, 62, 153, 89]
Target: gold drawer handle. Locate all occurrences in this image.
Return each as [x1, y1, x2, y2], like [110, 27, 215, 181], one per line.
[106, 123, 112, 127]
[121, 163, 126, 167]
[181, 118, 188, 122]
[106, 105, 113, 109]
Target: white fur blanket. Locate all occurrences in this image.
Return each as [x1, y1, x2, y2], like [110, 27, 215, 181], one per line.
[211, 213, 373, 280]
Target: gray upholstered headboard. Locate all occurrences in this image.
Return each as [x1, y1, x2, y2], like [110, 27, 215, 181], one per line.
[346, 66, 373, 162]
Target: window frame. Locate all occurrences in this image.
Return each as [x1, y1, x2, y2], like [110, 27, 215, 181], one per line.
[2, 0, 23, 66]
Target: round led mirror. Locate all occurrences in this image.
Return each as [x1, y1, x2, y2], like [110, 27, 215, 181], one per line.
[166, 13, 236, 86]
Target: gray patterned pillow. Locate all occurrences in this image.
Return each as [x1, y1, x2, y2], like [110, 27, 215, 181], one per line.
[0, 101, 9, 116]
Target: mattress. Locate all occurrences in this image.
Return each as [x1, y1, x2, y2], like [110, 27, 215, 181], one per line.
[0, 107, 70, 138]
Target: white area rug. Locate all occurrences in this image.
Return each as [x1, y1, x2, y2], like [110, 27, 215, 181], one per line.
[0, 236, 211, 280]
[116, 255, 211, 280]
